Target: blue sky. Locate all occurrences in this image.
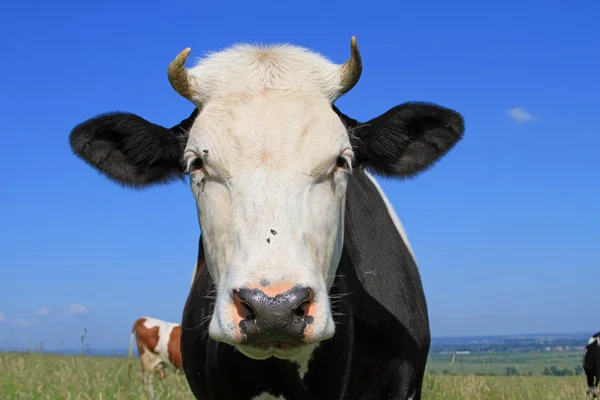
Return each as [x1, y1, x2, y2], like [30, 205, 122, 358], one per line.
[1, 0, 598, 350]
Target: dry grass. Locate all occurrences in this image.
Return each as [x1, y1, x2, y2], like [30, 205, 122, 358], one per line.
[422, 373, 589, 399]
[0, 352, 593, 399]
[0, 352, 192, 399]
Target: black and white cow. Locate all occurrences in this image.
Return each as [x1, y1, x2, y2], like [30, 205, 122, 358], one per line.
[584, 333, 600, 396]
[69, 37, 465, 399]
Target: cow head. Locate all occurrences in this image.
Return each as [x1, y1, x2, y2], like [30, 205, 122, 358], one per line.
[69, 37, 464, 360]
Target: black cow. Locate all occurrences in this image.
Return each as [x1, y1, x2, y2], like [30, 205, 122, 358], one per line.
[585, 332, 600, 397]
[69, 38, 465, 399]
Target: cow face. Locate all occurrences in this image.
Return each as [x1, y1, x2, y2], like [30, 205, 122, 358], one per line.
[185, 96, 351, 357]
[69, 37, 464, 360]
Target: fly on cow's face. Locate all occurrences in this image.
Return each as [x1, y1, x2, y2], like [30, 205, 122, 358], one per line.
[194, 176, 205, 196]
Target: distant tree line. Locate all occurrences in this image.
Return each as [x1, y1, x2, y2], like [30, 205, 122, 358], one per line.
[542, 365, 585, 376]
[430, 337, 588, 355]
[430, 364, 585, 377]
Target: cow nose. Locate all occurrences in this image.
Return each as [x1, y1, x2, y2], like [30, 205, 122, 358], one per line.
[233, 286, 313, 344]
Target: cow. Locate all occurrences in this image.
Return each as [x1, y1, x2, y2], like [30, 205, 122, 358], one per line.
[127, 317, 182, 395]
[584, 332, 600, 397]
[68, 37, 465, 399]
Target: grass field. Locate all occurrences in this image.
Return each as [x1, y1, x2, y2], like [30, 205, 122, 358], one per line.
[427, 350, 584, 376]
[0, 352, 593, 399]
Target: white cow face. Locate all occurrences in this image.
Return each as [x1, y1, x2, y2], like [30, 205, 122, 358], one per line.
[185, 94, 352, 358]
[168, 40, 363, 359]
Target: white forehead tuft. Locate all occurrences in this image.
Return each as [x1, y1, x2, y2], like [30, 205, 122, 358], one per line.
[187, 43, 342, 104]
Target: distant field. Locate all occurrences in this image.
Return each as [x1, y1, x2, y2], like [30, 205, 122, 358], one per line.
[0, 352, 592, 399]
[427, 350, 585, 376]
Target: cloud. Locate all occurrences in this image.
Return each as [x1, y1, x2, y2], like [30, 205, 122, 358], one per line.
[1, 304, 89, 328]
[36, 307, 51, 318]
[507, 106, 537, 123]
[10, 318, 31, 327]
[35, 303, 88, 320]
[65, 304, 88, 316]
[0, 312, 31, 326]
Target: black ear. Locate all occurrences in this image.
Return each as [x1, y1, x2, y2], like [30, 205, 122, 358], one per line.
[69, 108, 198, 188]
[336, 102, 464, 178]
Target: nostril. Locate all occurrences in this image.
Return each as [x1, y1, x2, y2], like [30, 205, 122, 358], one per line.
[292, 287, 313, 321]
[233, 290, 257, 322]
[293, 300, 310, 319]
[242, 302, 256, 321]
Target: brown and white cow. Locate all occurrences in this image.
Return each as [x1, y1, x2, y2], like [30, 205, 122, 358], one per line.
[127, 316, 182, 390]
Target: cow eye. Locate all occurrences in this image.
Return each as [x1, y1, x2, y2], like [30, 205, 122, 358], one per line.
[191, 158, 204, 171]
[336, 156, 347, 169]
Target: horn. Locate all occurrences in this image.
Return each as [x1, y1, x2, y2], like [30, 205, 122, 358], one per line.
[168, 47, 196, 100]
[338, 36, 363, 95]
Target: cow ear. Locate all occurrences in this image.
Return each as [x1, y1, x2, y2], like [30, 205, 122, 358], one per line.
[346, 102, 465, 178]
[69, 109, 198, 188]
